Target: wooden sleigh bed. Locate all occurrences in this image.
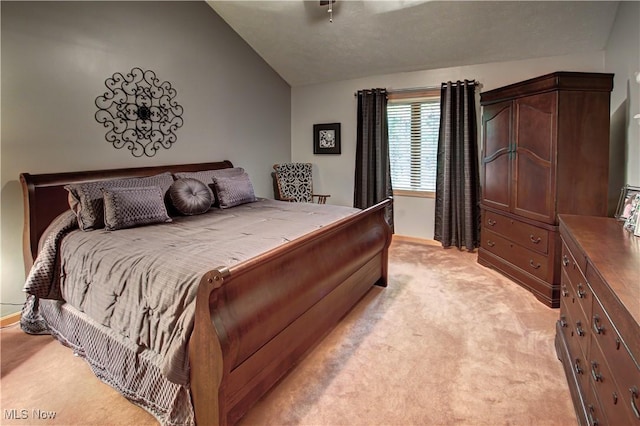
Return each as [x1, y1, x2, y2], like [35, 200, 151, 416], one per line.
[20, 160, 392, 426]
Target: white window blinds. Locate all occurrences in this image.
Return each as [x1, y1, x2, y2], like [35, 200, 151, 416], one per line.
[388, 93, 440, 194]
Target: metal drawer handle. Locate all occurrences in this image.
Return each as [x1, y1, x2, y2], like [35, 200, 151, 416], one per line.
[591, 361, 603, 382]
[630, 386, 640, 419]
[577, 283, 586, 299]
[576, 321, 585, 337]
[558, 315, 567, 328]
[592, 315, 604, 335]
[562, 255, 569, 266]
[561, 284, 569, 297]
[487, 240, 495, 247]
[487, 218, 496, 226]
[529, 259, 541, 269]
[587, 404, 599, 426]
[529, 234, 541, 244]
[574, 358, 583, 375]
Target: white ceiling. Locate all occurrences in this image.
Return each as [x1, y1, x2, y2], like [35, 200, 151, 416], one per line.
[207, 1, 620, 87]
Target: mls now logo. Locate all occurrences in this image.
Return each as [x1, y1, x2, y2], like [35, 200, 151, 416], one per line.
[4, 409, 57, 420]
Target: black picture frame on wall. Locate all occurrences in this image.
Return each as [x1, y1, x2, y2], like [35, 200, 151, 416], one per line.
[313, 123, 341, 154]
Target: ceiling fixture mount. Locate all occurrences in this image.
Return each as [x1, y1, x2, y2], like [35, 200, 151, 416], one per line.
[320, 0, 336, 23]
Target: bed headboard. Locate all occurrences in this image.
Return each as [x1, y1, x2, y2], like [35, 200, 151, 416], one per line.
[19, 160, 234, 274]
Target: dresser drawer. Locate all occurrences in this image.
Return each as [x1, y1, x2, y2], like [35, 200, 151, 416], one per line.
[482, 229, 551, 281]
[484, 210, 550, 254]
[607, 349, 640, 424]
[591, 295, 637, 376]
[585, 386, 607, 426]
[561, 306, 591, 395]
[561, 241, 592, 321]
[589, 337, 638, 425]
[560, 231, 587, 272]
[591, 296, 640, 424]
[587, 264, 640, 363]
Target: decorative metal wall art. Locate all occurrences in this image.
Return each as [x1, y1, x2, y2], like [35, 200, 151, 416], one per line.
[95, 67, 184, 157]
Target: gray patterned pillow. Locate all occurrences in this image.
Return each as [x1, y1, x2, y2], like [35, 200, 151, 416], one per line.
[174, 168, 245, 206]
[65, 172, 174, 230]
[212, 172, 257, 209]
[169, 178, 213, 216]
[102, 186, 172, 231]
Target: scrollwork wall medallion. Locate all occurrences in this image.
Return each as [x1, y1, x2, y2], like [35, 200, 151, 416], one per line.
[95, 67, 184, 157]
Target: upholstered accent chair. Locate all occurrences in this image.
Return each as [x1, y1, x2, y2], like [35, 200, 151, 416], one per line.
[273, 163, 330, 204]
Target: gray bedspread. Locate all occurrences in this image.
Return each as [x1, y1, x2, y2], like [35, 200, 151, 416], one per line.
[23, 199, 359, 386]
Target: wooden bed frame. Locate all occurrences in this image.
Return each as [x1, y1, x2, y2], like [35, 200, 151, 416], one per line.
[20, 160, 393, 426]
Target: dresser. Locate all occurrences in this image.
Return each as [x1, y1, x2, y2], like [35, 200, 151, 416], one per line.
[556, 215, 640, 426]
[478, 72, 614, 307]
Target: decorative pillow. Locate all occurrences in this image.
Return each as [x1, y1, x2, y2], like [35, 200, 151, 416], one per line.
[173, 168, 246, 206]
[169, 178, 213, 216]
[211, 172, 257, 209]
[65, 172, 173, 230]
[102, 186, 172, 231]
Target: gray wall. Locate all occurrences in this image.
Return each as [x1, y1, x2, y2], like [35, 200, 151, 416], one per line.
[605, 0, 640, 213]
[1, 1, 291, 316]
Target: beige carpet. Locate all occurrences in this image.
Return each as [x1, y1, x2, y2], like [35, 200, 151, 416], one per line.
[1, 239, 576, 425]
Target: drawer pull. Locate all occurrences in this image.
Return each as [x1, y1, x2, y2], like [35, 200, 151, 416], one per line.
[529, 259, 541, 269]
[587, 404, 599, 426]
[592, 315, 605, 335]
[562, 255, 569, 267]
[591, 361, 603, 382]
[630, 386, 640, 419]
[574, 358, 583, 375]
[529, 234, 541, 244]
[576, 321, 585, 337]
[577, 283, 586, 299]
[561, 284, 569, 297]
[615, 337, 621, 350]
[487, 240, 495, 247]
[558, 315, 567, 328]
[612, 391, 618, 405]
[487, 218, 496, 226]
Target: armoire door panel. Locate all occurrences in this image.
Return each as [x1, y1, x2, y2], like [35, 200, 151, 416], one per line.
[483, 102, 511, 155]
[515, 93, 556, 162]
[483, 156, 510, 210]
[513, 152, 555, 223]
[513, 93, 557, 223]
[481, 101, 511, 211]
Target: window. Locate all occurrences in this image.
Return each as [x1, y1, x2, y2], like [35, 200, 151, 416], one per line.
[387, 90, 440, 196]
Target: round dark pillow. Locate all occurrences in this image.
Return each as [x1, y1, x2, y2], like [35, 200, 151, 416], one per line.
[169, 178, 213, 216]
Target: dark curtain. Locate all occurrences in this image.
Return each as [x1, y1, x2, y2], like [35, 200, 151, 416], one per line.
[354, 88, 394, 231]
[434, 80, 480, 250]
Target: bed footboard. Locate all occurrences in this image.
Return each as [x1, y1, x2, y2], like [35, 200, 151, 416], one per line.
[189, 198, 392, 426]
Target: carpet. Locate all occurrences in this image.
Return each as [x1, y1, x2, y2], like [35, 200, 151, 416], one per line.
[239, 239, 575, 425]
[0, 239, 576, 425]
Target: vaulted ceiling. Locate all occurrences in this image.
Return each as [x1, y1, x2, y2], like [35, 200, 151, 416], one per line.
[207, 1, 619, 87]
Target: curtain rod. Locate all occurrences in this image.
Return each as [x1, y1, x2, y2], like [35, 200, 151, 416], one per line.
[354, 80, 480, 97]
[390, 80, 480, 93]
[353, 88, 387, 97]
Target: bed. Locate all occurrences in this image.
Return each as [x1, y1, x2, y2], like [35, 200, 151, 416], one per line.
[19, 160, 392, 426]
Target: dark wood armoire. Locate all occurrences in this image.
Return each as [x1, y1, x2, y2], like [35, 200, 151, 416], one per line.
[477, 72, 614, 308]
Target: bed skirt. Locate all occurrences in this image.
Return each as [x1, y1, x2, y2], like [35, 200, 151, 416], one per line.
[22, 296, 194, 426]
